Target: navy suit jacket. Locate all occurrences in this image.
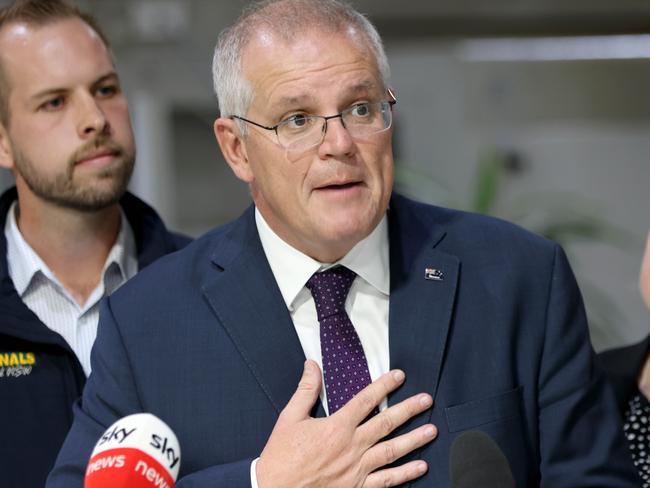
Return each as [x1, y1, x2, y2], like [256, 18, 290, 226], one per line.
[48, 194, 639, 487]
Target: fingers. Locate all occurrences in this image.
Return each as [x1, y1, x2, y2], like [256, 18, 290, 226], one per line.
[279, 360, 322, 423]
[363, 460, 429, 488]
[357, 393, 433, 446]
[337, 370, 406, 426]
[363, 423, 436, 474]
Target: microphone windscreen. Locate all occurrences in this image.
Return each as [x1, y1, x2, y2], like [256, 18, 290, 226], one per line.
[84, 413, 181, 488]
[450, 430, 515, 488]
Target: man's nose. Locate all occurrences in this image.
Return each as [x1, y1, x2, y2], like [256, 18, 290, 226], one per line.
[76, 94, 108, 138]
[318, 116, 354, 159]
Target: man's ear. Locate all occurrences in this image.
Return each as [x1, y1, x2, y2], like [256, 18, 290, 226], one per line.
[0, 123, 14, 171]
[214, 117, 253, 183]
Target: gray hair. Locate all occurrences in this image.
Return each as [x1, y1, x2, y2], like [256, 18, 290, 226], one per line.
[212, 0, 391, 126]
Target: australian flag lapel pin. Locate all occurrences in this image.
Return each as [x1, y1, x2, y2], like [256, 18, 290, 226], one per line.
[425, 268, 444, 281]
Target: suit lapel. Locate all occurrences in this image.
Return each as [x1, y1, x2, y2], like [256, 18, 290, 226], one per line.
[200, 197, 459, 424]
[387, 196, 459, 437]
[201, 209, 307, 415]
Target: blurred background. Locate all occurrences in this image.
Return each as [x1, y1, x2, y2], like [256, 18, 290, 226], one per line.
[1, 0, 648, 351]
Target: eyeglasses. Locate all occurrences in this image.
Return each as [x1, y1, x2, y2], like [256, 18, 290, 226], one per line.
[231, 93, 396, 152]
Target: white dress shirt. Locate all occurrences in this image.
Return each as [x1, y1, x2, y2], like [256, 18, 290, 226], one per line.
[4, 202, 138, 376]
[251, 208, 391, 486]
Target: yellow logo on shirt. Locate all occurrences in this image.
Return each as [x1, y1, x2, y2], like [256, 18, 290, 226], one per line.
[0, 352, 36, 378]
[0, 352, 35, 367]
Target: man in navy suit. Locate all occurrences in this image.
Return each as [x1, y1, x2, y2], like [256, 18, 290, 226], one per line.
[49, 0, 640, 486]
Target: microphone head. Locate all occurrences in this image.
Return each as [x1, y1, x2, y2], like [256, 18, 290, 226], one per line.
[84, 413, 181, 488]
[450, 430, 515, 488]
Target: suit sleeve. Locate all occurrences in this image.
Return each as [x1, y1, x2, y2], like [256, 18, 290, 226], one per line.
[537, 245, 640, 486]
[46, 297, 254, 488]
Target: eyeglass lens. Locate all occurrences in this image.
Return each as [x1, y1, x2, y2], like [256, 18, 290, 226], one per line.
[278, 101, 393, 151]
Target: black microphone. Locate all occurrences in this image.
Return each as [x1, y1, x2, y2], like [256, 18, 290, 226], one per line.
[450, 430, 515, 488]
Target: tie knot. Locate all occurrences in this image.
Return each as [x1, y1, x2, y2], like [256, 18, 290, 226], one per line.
[306, 266, 356, 320]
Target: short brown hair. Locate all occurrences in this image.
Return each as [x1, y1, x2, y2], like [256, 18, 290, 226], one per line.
[0, 0, 111, 126]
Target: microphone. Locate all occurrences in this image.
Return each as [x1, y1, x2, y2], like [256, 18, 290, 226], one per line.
[84, 413, 181, 488]
[450, 430, 515, 488]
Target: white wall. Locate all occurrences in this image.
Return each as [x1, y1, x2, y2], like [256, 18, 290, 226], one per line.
[387, 40, 650, 350]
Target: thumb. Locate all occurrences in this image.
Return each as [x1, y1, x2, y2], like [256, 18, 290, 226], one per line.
[280, 360, 322, 423]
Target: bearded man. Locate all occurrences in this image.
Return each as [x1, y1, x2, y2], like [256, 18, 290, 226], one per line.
[0, 1, 189, 485]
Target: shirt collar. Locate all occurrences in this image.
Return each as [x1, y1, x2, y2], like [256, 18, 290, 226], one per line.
[255, 208, 389, 311]
[4, 201, 138, 297]
[5, 201, 41, 295]
[104, 209, 138, 291]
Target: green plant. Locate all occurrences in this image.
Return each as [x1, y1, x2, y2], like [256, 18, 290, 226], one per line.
[394, 149, 636, 347]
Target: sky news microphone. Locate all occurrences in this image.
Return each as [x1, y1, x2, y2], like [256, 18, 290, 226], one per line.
[84, 413, 181, 488]
[450, 430, 515, 488]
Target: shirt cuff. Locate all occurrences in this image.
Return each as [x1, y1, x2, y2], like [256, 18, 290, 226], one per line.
[250, 457, 260, 488]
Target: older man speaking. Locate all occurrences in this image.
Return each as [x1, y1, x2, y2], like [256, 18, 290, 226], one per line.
[49, 1, 639, 486]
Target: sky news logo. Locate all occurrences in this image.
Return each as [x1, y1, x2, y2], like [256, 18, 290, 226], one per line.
[85, 413, 181, 487]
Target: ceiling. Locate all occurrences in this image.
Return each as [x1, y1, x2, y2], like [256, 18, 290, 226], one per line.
[81, 0, 650, 40]
[362, 0, 650, 38]
[68, 0, 650, 48]
[0, 0, 646, 42]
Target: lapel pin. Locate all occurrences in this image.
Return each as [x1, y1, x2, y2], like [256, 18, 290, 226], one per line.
[425, 268, 444, 281]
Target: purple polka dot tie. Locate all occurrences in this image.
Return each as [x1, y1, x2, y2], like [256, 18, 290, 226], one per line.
[306, 266, 377, 416]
